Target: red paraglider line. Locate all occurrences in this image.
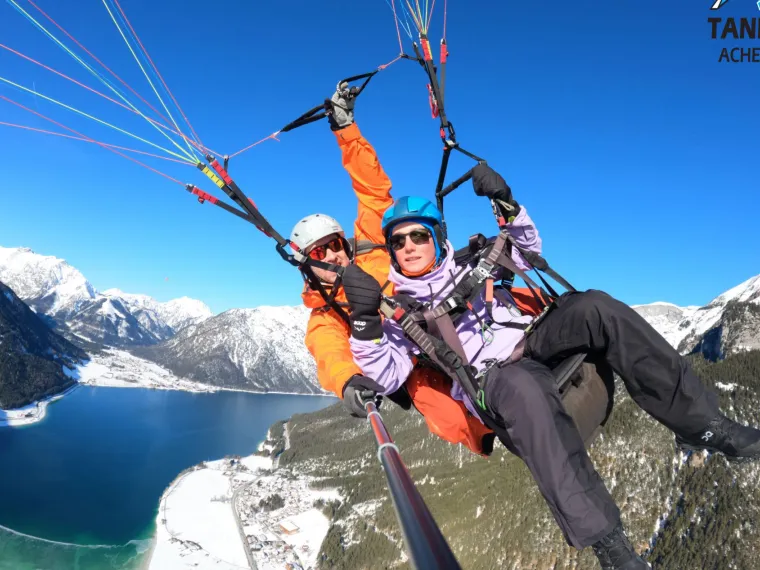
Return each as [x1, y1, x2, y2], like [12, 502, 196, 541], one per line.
[427, 0, 437, 34]
[0, 95, 186, 186]
[227, 132, 281, 160]
[23, 0, 210, 156]
[0, 121, 194, 165]
[0, 42, 207, 152]
[110, 0, 206, 153]
[378, 54, 403, 70]
[389, 0, 404, 54]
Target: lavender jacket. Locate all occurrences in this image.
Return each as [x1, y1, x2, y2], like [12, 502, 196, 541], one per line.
[349, 207, 543, 421]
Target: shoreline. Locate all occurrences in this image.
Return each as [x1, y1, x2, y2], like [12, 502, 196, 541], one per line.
[145, 423, 337, 570]
[1, 384, 333, 429]
[0, 383, 80, 427]
[142, 434, 280, 569]
[2, 348, 333, 429]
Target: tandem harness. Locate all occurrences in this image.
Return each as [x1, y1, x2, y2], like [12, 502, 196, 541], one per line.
[378, 227, 576, 434]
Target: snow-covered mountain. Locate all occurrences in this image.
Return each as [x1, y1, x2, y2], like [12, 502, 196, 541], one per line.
[0, 280, 87, 409]
[103, 289, 211, 333]
[634, 274, 760, 359]
[134, 305, 325, 394]
[0, 246, 96, 319]
[0, 246, 212, 347]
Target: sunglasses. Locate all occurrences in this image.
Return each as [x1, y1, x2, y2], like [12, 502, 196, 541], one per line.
[389, 229, 432, 251]
[308, 237, 345, 261]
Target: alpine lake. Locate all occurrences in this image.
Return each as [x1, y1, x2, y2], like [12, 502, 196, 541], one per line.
[0, 386, 337, 569]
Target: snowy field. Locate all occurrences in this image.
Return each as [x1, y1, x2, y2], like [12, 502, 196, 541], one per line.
[146, 428, 340, 570]
[78, 349, 217, 393]
[149, 459, 256, 570]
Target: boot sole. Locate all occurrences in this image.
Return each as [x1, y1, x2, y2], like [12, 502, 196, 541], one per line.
[675, 441, 760, 464]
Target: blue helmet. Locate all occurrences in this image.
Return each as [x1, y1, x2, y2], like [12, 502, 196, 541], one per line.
[381, 196, 446, 264]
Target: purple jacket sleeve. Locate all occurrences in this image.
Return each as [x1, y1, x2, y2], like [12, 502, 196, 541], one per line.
[349, 318, 416, 395]
[506, 206, 542, 271]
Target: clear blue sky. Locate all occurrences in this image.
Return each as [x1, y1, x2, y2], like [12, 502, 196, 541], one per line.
[0, 0, 758, 315]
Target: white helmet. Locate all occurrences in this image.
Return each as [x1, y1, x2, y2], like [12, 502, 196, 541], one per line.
[290, 214, 345, 252]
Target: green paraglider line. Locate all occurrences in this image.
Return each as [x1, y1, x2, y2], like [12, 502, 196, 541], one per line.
[0, 76, 195, 163]
[0, 121, 195, 165]
[100, 0, 199, 161]
[21, 0, 212, 156]
[0, 42, 214, 156]
[0, 94, 192, 187]
[110, 0, 206, 155]
[6, 0, 198, 163]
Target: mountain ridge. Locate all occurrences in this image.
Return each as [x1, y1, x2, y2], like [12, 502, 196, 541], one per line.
[0, 280, 88, 409]
[0, 246, 212, 347]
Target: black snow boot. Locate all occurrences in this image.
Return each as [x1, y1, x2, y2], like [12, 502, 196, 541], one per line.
[676, 413, 760, 462]
[591, 523, 650, 570]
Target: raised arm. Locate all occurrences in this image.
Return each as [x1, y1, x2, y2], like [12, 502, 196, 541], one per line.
[328, 83, 394, 245]
[471, 163, 542, 270]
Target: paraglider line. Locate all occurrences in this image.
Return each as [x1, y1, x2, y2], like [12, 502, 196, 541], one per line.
[389, 0, 404, 53]
[0, 95, 186, 186]
[0, 76, 194, 162]
[404, 0, 423, 33]
[8, 0, 197, 162]
[110, 0, 205, 154]
[100, 0, 198, 160]
[378, 54, 404, 70]
[426, 0, 437, 33]
[0, 121, 195, 165]
[227, 131, 281, 159]
[21, 0, 182, 140]
[443, 0, 447, 39]
[396, 1, 416, 39]
[0, 42, 204, 150]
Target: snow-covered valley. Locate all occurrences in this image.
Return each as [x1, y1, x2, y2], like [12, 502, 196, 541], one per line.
[77, 349, 217, 393]
[148, 430, 339, 570]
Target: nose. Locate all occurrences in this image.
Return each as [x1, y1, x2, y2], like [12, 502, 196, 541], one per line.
[323, 247, 339, 263]
[403, 235, 416, 253]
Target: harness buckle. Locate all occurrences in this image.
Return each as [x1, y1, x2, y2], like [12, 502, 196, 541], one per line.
[472, 263, 492, 283]
[441, 296, 459, 312]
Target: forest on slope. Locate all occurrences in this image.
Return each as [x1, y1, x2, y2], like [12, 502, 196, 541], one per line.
[260, 351, 760, 570]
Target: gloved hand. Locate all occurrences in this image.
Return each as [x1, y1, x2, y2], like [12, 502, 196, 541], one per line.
[342, 374, 384, 418]
[342, 264, 383, 340]
[471, 164, 521, 222]
[326, 81, 356, 131]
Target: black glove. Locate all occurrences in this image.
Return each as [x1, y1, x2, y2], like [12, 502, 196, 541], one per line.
[342, 374, 384, 418]
[471, 164, 521, 222]
[342, 264, 383, 340]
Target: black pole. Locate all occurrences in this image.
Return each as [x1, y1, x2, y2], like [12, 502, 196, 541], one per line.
[364, 401, 463, 570]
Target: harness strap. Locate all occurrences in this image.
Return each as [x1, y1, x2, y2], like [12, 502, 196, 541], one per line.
[421, 309, 441, 339]
[433, 313, 468, 362]
[380, 299, 507, 432]
[494, 252, 548, 311]
[505, 236, 576, 293]
[424, 230, 512, 325]
[347, 238, 387, 260]
[490, 288, 532, 330]
[304, 268, 350, 326]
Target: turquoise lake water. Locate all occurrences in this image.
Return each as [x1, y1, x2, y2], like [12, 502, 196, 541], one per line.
[0, 386, 337, 569]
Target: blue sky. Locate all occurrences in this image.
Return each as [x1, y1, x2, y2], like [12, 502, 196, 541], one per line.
[0, 0, 758, 315]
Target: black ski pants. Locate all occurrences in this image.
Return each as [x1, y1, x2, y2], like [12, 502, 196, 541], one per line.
[481, 289, 720, 549]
